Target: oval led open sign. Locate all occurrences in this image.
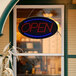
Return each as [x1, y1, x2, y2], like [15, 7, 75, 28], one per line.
[18, 17, 58, 39]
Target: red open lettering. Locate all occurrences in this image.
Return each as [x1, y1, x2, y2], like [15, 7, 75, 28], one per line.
[37, 23, 47, 33]
[21, 22, 54, 33]
[45, 23, 54, 32]
[21, 23, 30, 32]
[30, 23, 38, 32]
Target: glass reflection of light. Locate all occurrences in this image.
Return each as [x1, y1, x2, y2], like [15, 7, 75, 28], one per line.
[43, 13, 53, 18]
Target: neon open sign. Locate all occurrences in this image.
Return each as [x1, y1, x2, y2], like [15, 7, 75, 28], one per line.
[18, 17, 58, 39]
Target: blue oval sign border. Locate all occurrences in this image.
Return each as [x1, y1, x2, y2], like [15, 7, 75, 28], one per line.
[18, 17, 58, 39]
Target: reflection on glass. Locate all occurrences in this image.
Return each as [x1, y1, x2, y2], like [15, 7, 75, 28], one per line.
[16, 7, 63, 76]
[17, 56, 61, 76]
[16, 8, 62, 54]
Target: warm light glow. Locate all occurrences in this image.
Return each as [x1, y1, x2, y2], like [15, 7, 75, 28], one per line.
[49, 13, 53, 17]
[43, 13, 49, 17]
[17, 32, 23, 42]
[43, 13, 59, 31]
[21, 38, 25, 42]
[26, 38, 29, 41]
[55, 21, 60, 31]
[43, 13, 53, 18]
[0, 0, 11, 18]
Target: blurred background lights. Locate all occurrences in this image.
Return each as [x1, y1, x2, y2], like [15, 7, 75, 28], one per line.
[42, 9, 58, 18]
[43, 13, 53, 18]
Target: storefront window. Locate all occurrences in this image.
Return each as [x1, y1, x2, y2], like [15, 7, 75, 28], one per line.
[13, 5, 64, 76]
[17, 56, 61, 75]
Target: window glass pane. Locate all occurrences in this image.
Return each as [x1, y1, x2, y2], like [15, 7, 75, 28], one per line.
[16, 8, 62, 54]
[17, 56, 61, 76]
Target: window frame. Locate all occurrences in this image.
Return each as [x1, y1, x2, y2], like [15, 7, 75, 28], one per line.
[13, 5, 64, 76]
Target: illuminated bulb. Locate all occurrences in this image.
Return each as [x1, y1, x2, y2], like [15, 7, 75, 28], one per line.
[26, 38, 29, 41]
[21, 38, 25, 42]
[43, 13, 49, 17]
[30, 39, 33, 41]
[43, 13, 53, 18]
[49, 13, 53, 18]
